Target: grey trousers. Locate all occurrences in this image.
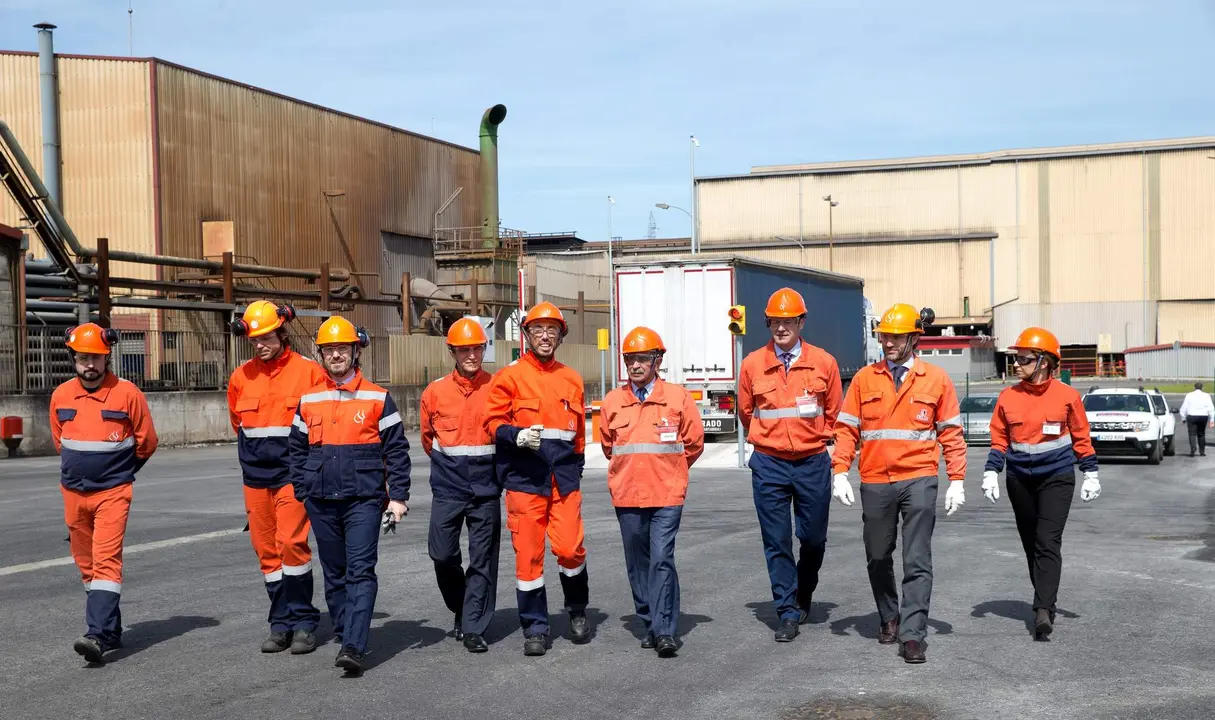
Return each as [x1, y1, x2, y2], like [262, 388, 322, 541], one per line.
[860, 475, 938, 643]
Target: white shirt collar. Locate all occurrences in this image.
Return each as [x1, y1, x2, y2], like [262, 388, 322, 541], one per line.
[886, 355, 915, 373]
[632, 378, 656, 400]
[775, 342, 802, 362]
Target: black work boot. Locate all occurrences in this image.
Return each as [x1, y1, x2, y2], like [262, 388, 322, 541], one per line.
[568, 611, 591, 644]
[1034, 608, 1053, 641]
[335, 645, 364, 673]
[774, 618, 800, 642]
[261, 631, 292, 653]
[523, 635, 548, 657]
[289, 629, 317, 655]
[463, 633, 488, 653]
[655, 635, 678, 658]
[73, 635, 104, 664]
[640, 631, 656, 649]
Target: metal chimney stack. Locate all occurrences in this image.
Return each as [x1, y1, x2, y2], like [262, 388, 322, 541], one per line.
[34, 22, 62, 209]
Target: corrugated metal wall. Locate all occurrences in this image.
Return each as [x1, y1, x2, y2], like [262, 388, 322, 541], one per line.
[1159, 151, 1215, 301]
[0, 54, 156, 278]
[1158, 301, 1215, 343]
[380, 231, 435, 332]
[154, 62, 480, 331]
[994, 301, 1155, 351]
[1126, 346, 1215, 380]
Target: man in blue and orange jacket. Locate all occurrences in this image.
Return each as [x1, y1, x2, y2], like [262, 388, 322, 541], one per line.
[483, 302, 590, 657]
[227, 300, 326, 655]
[289, 316, 411, 675]
[420, 318, 501, 654]
[50, 323, 158, 665]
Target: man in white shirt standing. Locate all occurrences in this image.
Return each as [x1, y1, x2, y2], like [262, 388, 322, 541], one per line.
[1178, 382, 1214, 457]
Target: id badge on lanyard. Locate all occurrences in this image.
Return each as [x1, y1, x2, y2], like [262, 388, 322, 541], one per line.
[657, 418, 678, 443]
[796, 391, 819, 417]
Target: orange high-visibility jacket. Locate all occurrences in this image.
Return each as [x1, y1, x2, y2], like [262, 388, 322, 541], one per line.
[50, 373, 159, 492]
[600, 379, 705, 508]
[832, 359, 967, 483]
[483, 351, 586, 497]
[288, 370, 411, 501]
[227, 349, 327, 488]
[986, 379, 1098, 478]
[420, 369, 500, 500]
[738, 340, 842, 460]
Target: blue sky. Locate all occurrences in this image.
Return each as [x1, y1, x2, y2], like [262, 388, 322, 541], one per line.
[3, 0, 1214, 241]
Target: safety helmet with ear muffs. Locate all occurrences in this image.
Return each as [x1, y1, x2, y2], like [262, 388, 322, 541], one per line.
[316, 316, 369, 348]
[65, 323, 119, 355]
[231, 300, 297, 337]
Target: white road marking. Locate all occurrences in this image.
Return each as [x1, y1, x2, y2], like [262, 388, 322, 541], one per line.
[0, 528, 246, 577]
[0, 473, 241, 505]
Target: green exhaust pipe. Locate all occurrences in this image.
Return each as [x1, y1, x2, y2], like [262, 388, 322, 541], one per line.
[480, 104, 507, 248]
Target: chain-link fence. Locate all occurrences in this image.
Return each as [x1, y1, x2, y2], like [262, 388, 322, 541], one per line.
[0, 325, 392, 394]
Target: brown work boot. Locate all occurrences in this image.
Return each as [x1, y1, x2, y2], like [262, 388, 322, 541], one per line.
[877, 617, 899, 644]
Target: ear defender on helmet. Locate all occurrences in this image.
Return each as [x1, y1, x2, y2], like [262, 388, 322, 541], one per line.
[102, 328, 119, 346]
[278, 304, 297, 323]
[356, 327, 370, 348]
[230, 318, 250, 336]
[917, 308, 936, 331]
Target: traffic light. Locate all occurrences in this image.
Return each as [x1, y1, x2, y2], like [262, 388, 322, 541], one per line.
[728, 305, 746, 335]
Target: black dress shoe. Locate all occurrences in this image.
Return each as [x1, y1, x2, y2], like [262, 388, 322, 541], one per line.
[453, 616, 464, 642]
[774, 618, 800, 642]
[523, 635, 548, 656]
[877, 618, 899, 645]
[1034, 608, 1053, 641]
[463, 633, 488, 653]
[568, 611, 591, 644]
[261, 631, 292, 653]
[655, 635, 678, 658]
[640, 632, 656, 649]
[898, 640, 926, 664]
[334, 645, 364, 673]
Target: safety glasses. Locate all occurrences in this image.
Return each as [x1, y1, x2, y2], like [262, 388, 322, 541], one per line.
[1012, 354, 1040, 366]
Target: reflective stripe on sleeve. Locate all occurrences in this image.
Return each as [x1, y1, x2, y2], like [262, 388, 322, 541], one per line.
[293, 416, 308, 433]
[837, 412, 860, 428]
[378, 412, 402, 431]
[936, 415, 963, 431]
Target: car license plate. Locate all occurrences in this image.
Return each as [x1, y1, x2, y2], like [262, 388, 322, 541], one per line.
[702, 417, 736, 434]
[1093, 433, 1125, 442]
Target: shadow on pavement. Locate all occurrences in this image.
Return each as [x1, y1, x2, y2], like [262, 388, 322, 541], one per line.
[362, 619, 447, 670]
[549, 607, 610, 644]
[1185, 488, 1215, 563]
[828, 612, 953, 640]
[746, 600, 839, 630]
[619, 612, 714, 640]
[106, 615, 221, 660]
[972, 599, 1080, 633]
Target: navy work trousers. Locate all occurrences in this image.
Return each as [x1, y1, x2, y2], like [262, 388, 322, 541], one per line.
[304, 497, 381, 654]
[429, 495, 502, 637]
[616, 506, 683, 638]
[748, 450, 831, 623]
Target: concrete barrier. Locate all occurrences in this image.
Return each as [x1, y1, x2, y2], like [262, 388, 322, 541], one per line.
[0, 383, 426, 458]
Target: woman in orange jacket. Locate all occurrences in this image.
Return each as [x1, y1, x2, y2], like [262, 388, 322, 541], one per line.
[983, 327, 1100, 641]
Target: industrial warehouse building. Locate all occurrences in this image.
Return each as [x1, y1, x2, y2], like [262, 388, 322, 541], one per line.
[682, 137, 1215, 375]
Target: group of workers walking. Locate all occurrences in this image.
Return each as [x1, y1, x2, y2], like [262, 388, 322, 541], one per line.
[48, 288, 1108, 671]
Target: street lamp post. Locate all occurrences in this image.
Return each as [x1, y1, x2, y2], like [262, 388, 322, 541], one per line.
[607, 195, 617, 378]
[690, 135, 699, 254]
[822, 194, 839, 271]
[655, 203, 693, 252]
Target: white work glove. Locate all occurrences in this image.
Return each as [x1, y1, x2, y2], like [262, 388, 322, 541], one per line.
[944, 480, 965, 515]
[1080, 471, 1101, 502]
[516, 424, 544, 451]
[832, 473, 854, 506]
[982, 470, 1000, 503]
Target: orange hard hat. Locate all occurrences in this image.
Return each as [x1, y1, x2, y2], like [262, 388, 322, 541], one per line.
[65, 323, 118, 355]
[233, 300, 296, 338]
[447, 317, 488, 347]
[621, 326, 665, 354]
[765, 288, 808, 318]
[316, 316, 369, 347]
[875, 303, 924, 335]
[521, 301, 568, 337]
[1009, 326, 1061, 361]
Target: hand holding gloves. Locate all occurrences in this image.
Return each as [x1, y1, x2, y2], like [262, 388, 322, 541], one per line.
[516, 424, 545, 451]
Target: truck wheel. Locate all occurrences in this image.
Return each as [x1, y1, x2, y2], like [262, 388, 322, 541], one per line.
[1164, 435, 1175, 456]
[1148, 439, 1163, 465]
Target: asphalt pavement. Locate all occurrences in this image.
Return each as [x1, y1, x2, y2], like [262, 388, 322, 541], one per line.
[2, 437, 1214, 720]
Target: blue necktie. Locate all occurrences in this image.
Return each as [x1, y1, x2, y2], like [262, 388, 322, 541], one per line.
[636, 386, 648, 403]
[892, 365, 907, 391]
[780, 352, 793, 372]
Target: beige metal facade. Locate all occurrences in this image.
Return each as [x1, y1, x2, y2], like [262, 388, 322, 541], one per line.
[696, 138, 1215, 350]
